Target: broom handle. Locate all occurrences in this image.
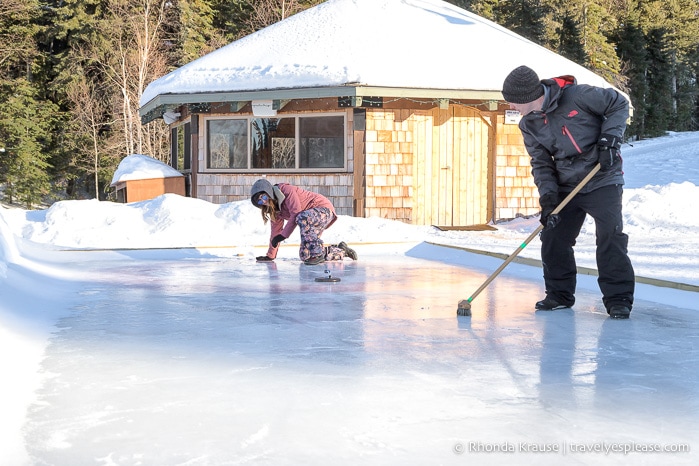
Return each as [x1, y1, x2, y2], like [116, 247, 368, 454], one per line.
[464, 163, 601, 304]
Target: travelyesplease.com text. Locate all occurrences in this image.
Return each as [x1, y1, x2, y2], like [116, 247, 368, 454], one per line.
[453, 441, 690, 456]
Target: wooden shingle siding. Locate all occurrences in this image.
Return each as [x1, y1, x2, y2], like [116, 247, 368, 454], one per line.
[197, 173, 355, 215]
[363, 109, 415, 222]
[494, 114, 540, 220]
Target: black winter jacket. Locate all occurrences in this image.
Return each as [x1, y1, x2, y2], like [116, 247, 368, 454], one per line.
[518, 75, 629, 198]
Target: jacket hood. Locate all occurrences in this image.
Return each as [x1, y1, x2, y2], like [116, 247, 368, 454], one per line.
[541, 75, 577, 113]
[250, 179, 275, 206]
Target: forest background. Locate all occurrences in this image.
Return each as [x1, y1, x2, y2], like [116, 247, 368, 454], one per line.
[0, 0, 697, 208]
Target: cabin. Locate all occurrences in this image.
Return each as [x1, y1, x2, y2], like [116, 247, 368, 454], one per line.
[138, 0, 622, 227]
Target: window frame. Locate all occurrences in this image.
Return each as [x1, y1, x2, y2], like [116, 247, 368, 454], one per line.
[202, 112, 347, 173]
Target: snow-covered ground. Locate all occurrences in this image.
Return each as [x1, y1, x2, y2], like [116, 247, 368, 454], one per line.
[1, 131, 698, 465]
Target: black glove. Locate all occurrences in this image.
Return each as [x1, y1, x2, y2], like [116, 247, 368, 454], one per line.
[539, 192, 560, 229]
[256, 255, 273, 262]
[597, 133, 621, 171]
[271, 234, 286, 248]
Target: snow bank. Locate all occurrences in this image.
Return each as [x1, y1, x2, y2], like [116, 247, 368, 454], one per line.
[0, 207, 20, 272]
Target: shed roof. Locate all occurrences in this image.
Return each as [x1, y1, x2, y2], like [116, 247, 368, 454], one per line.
[110, 154, 183, 187]
[139, 0, 619, 117]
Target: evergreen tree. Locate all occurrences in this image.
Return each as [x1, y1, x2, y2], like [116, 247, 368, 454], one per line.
[210, 0, 256, 40]
[555, 11, 587, 64]
[0, 0, 60, 207]
[644, 27, 673, 136]
[165, 0, 226, 67]
[495, 0, 548, 45]
[579, 1, 622, 84]
[614, 14, 649, 139]
[630, 0, 699, 134]
[659, 0, 699, 131]
[0, 79, 58, 207]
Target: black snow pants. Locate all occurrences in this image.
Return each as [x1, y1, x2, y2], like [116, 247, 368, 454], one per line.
[539, 184, 635, 311]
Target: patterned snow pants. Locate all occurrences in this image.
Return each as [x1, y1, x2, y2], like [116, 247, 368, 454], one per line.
[296, 207, 345, 261]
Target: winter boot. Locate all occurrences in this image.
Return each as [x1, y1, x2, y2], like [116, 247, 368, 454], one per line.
[535, 296, 573, 311]
[338, 241, 358, 260]
[304, 255, 325, 266]
[608, 305, 631, 319]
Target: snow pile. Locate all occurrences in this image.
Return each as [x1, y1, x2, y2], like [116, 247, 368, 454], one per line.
[0, 209, 19, 276]
[623, 182, 699, 235]
[3, 195, 432, 251]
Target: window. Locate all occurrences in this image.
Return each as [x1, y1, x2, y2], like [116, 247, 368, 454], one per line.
[300, 116, 344, 168]
[204, 113, 346, 171]
[207, 119, 248, 169]
[252, 117, 295, 169]
[171, 122, 191, 171]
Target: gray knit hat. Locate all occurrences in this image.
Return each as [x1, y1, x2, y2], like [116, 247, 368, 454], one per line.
[250, 179, 274, 206]
[502, 66, 545, 104]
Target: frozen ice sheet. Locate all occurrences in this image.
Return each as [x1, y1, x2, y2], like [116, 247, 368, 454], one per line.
[22, 244, 699, 465]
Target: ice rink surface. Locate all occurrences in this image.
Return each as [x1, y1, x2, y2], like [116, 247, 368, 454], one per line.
[20, 243, 698, 465]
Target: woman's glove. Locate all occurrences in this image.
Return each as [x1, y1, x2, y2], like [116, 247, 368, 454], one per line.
[271, 234, 286, 248]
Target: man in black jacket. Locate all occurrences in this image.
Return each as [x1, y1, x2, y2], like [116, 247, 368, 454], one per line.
[502, 65, 635, 319]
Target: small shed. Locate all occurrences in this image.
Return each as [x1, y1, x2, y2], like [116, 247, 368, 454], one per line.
[138, 0, 623, 226]
[111, 154, 186, 203]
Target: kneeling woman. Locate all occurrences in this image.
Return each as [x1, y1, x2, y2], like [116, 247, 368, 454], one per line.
[251, 179, 357, 265]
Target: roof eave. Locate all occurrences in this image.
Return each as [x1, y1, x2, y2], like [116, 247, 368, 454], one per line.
[139, 85, 505, 123]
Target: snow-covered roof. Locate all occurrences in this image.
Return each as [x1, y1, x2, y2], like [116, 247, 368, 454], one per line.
[139, 0, 617, 114]
[110, 154, 183, 187]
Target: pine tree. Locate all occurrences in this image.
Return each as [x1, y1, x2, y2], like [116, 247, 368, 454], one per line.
[209, 0, 252, 40]
[660, 0, 699, 131]
[628, 0, 699, 134]
[0, 79, 58, 207]
[579, 1, 622, 84]
[644, 27, 673, 136]
[614, 14, 649, 138]
[555, 11, 587, 64]
[495, 0, 548, 45]
[0, 0, 60, 207]
[165, 0, 226, 67]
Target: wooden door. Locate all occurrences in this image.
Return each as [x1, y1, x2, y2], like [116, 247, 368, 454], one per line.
[412, 106, 492, 227]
